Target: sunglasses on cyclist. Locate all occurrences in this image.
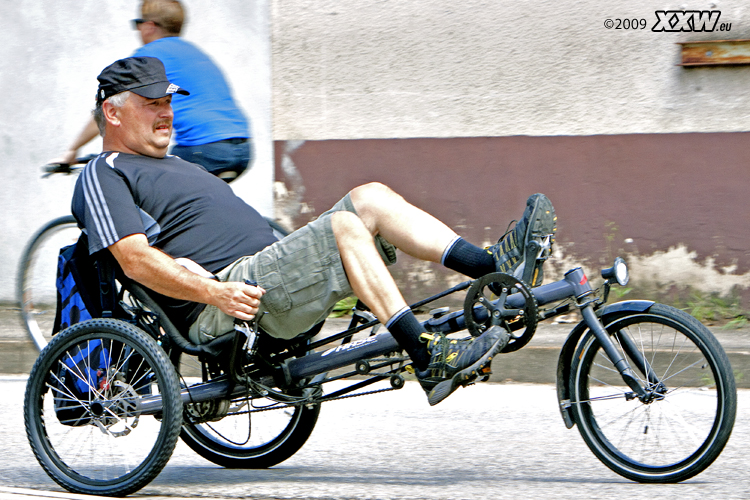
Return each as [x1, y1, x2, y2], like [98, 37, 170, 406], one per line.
[131, 18, 161, 29]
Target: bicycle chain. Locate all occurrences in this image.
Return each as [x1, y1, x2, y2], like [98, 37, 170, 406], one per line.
[228, 385, 399, 415]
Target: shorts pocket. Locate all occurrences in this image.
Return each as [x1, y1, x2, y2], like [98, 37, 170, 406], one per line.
[283, 270, 331, 307]
[254, 252, 292, 315]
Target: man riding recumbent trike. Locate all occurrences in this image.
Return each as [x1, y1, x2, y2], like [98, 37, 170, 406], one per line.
[23, 56, 736, 497]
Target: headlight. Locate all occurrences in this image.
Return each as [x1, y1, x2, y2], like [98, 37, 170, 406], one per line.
[613, 257, 629, 286]
[601, 257, 629, 286]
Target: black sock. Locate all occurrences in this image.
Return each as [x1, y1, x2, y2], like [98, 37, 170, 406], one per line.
[386, 307, 430, 371]
[442, 237, 495, 278]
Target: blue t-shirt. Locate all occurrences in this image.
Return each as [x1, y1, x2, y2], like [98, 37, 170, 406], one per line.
[132, 37, 251, 147]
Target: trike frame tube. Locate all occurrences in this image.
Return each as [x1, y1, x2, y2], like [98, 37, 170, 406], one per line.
[137, 268, 645, 414]
[425, 274, 579, 334]
[285, 331, 401, 380]
[289, 270, 590, 382]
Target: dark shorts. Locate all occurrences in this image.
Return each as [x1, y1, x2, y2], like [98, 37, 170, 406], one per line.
[171, 138, 253, 181]
[188, 193, 397, 343]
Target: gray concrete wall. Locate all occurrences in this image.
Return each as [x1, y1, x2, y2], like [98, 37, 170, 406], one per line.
[0, 0, 272, 302]
[272, 0, 750, 140]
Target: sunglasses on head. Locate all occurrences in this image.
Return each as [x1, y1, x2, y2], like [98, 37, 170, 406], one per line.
[131, 18, 162, 29]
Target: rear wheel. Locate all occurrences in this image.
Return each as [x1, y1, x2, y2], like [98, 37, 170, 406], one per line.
[17, 216, 80, 351]
[174, 352, 320, 468]
[569, 304, 736, 482]
[24, 319, 182, 496]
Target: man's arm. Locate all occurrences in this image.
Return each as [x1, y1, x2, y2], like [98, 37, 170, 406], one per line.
[109, 233, 264, 320]
[50, 118, 100, 165]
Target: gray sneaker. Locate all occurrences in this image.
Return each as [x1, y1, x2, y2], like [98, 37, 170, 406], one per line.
[416, 328, 509, 406]
[488, 193, 556, 286]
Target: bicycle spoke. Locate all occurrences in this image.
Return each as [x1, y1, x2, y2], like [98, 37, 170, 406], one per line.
[27, 322, 183, 495]
[570, 307, 734, 481]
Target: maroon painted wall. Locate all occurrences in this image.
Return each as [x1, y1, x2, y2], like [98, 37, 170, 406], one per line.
[275, 133, 750, 305]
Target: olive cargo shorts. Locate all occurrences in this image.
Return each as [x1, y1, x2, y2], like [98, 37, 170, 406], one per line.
[188, 194, 397, 343]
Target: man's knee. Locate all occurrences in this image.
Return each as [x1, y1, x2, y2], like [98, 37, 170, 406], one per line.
[350, 182, 400, 204]
[349, 182, 404, 222]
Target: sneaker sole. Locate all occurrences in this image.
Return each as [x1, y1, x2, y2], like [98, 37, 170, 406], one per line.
[492, 194, 556, 278]
[427, 331, 510, 406]
[524, 194, 557, 243]
[517, 194, 556, 286]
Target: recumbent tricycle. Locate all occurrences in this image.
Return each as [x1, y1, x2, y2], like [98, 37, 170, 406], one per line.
[23, 230, 737, 496]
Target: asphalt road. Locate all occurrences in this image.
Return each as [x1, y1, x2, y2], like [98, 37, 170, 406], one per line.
[3, 304, 750, 499]
[2, 375, 750, 500]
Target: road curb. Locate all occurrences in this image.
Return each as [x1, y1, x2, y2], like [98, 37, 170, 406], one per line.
[5, 316, 750, 387]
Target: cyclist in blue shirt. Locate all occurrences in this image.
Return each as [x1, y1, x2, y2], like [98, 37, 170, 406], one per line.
[55, 0, 252, 182]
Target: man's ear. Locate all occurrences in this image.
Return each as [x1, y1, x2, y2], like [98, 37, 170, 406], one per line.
[140, 22, 164, 44]
[102, 101, 121, 127]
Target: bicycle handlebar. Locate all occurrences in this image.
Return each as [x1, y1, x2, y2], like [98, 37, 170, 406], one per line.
[41, 154, 98, 178]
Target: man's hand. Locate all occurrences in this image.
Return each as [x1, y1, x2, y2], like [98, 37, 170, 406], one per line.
[110, 234, 266, 320]
[213, 281, 266, 321]
[174, 257, 266, 320]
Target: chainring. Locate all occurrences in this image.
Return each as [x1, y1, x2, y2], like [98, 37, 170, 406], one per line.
[463, 272, 538, 353]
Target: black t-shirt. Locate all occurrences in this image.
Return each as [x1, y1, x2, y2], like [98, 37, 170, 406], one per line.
[72, 152, 277, 330]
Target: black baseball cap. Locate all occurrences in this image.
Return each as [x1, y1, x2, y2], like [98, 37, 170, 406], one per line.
[96, 56, 189, 104]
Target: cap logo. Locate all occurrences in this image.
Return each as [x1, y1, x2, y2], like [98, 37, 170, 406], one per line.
[166, 83, 179, 94]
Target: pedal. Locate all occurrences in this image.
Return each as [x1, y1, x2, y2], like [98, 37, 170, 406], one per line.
[515, 235, 553, 287]
[426, 331, 509, 406]
[479, 364, 492, 382]
[521, 240, 541, 285]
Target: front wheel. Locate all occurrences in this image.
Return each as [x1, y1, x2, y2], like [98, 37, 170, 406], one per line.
[24, 319, 183, 496]
[569, 303, 736, 483]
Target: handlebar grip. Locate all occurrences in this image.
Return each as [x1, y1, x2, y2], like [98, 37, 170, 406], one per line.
[233, 280, 261, 326]
[42, 164, 74, 177]
[41, 154, 97, 177]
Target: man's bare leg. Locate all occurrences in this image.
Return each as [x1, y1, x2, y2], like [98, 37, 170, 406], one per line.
[331, 210, 408, 323]
[347, 182, 557, 285]
[332, 206, 508, 405]
[333, 183, 557, 405]
[331, 210, 432, 371]
[347, 182, 458, 263]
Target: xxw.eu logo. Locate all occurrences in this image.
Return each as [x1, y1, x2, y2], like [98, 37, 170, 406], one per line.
[652, 10, 730, 32]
